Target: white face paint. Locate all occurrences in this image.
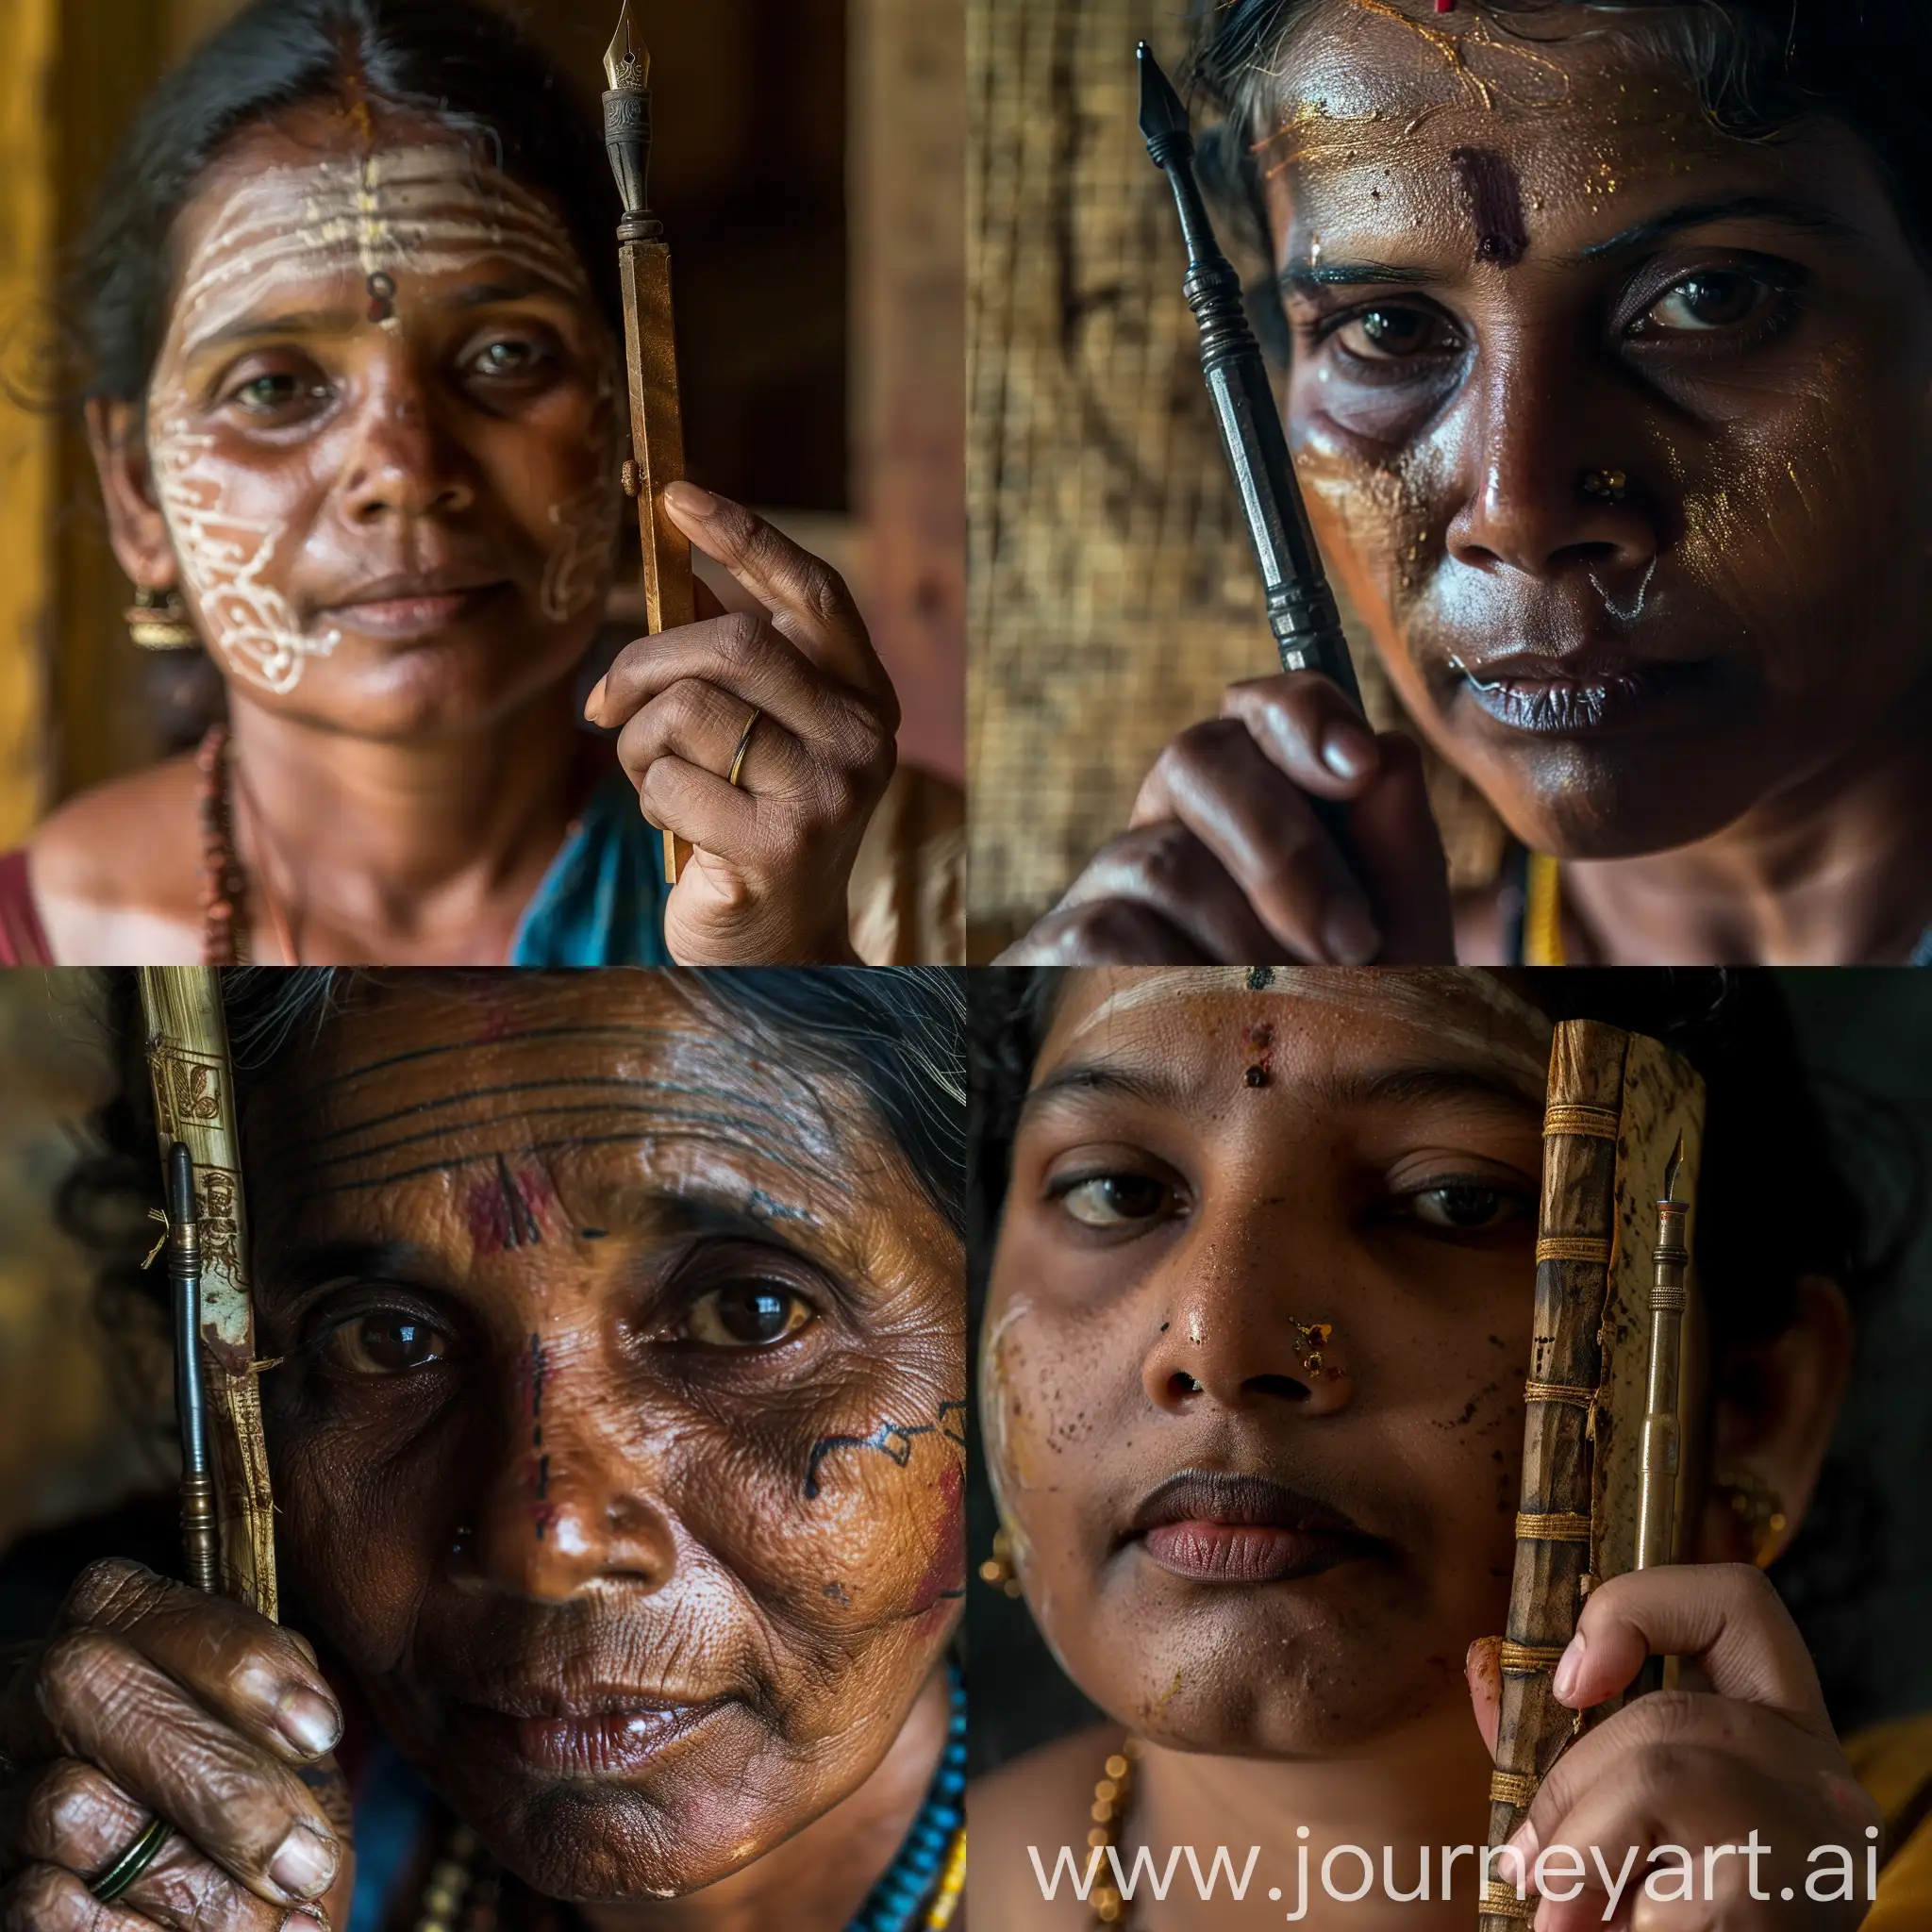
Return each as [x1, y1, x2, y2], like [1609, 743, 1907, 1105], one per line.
[1058, 966, 1555, 1096]
[148, 145, 618, 695]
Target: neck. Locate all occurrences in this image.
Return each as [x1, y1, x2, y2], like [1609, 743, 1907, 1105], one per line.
[574, 1665, 953, 1932]
[1561, 669, 1932, 965]
[225, 682, 587, 963]
[1128, 1700, 1491, 1930]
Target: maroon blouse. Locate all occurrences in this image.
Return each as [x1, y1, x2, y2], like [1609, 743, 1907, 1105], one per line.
[0, 850, 54, 965]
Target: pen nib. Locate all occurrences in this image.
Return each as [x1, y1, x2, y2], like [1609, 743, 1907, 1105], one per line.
[1137, 42, 1190, 155]
[604, 0, 650, 92]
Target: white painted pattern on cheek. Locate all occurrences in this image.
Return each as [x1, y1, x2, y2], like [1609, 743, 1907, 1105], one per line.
[540, 473, 623, 624]
[152, 416, 343, 696]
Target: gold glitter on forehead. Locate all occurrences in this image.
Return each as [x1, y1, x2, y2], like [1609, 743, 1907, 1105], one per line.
[1254, 0, 1575, 177]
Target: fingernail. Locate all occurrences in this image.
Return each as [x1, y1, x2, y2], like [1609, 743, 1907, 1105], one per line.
[1323, 900, 1381, 965]
[584, 675, 608, 722]
[270, 1826, 338, 1902]
[282, 1915, 328, 1932]
[1321, 724, 1376, 781]
[275, 1688, 342, 1758]
[663, 480, 717, 517]
[1552, 1631, 1586, 1704]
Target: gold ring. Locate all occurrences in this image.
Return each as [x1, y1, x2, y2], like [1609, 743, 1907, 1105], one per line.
[726, 708, 762, 790]
[91, 1817, 172, 1903]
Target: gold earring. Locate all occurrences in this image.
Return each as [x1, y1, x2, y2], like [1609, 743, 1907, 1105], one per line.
[1716, 1468, 1788, 1569]
[978, 1526, 1023, 1598]
[125, 585, 199, 651]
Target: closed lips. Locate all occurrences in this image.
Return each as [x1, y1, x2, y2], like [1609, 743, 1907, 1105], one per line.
[1126, 1472, 1381, 1585]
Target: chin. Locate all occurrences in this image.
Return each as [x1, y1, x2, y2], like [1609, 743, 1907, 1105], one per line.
[286, 630, 586, 740]
[453, 1774, 781, 1904]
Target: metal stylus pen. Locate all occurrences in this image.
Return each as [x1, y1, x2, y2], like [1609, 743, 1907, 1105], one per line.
[1138, 44, 1365, 715]
[167, 1141, 219, 1594]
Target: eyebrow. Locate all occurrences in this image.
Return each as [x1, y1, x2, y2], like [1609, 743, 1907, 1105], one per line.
[1279, 258, 1434, 295]
[180, 278, 575, 358]
[1571, 193, 1864, 263]
[1023, 1055, 1542, 1124]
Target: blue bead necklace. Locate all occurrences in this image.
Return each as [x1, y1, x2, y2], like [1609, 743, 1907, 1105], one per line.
[846, 1664, 968, 1932]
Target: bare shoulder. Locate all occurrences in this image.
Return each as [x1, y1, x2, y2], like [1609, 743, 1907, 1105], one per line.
[27, 758, 205, 964]
[969, 1722, 1124, 1931]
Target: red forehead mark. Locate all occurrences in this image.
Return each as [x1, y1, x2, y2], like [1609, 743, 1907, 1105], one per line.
[1452, 146, 1529, 267]
[464, 1156, 556, 1254]
[1436, 0, 1457, 12]
[1242, 1020, 1275, 1091]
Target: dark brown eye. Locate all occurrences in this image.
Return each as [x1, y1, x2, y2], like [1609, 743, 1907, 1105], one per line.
[1405, 1183, 1527, 1232]
[685, 1284, 813, 1348]
[1333, 305, 1455, 360]
[323, 1315, 453, 1375]
[1645, 272, 1766, 332]
[1058, 1174, 1169, 1228]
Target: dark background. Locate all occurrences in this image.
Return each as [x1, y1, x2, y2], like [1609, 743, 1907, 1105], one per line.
[967, 970, 1932, 1774]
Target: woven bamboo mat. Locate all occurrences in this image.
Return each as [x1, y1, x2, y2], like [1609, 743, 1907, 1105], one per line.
[966, 0, 1505, 955]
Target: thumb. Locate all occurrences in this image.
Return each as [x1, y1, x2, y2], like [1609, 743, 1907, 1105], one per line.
[1466, 1636, 1503, 1757]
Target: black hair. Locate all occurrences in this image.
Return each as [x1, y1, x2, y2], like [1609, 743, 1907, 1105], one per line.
[61, 968, 966, 1451]
[76, 0, 623, 408]
[966, 966, 1918, 1739]
[1189, 1, 1932, 278]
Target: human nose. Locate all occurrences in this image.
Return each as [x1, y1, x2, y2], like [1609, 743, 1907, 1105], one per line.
[1443, 339, 1657, 584]
[465, 1344, 675, 1603]
[336, 358, 478, 524]
[1139, 1212, 1352, 1418]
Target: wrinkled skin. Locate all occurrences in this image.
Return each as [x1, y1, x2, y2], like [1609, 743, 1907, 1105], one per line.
[0, 974, 964, 1930]
[972, 969, 1869, 1929]
[40, 101, 894, 966]
[1008, 0, 1932, 967]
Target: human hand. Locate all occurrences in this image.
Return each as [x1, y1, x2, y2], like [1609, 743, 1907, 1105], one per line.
[997, 672, 1453, 964]
[588, 483, 900, 965]
[0, 1560, 353, 1932]
[1468, 1565, 1878, 1929]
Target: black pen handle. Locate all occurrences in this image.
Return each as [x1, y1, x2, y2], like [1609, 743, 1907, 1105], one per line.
[1138, 42, 1364, 715]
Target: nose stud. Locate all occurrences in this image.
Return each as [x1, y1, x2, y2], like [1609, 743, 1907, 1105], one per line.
[1581, 468, 1630, 504]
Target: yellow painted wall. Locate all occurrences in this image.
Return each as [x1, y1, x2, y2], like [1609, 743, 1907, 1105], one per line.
[0, 0, 56, 845]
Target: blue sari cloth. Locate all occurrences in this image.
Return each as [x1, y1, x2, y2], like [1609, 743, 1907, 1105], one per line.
[509, 762, 673, 966]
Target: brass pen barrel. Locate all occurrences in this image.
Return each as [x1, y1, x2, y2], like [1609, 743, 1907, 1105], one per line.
[166, 1141, 219, 1595]
[603, 0, 696, 887]
[1635, 1163, 1690, 1574]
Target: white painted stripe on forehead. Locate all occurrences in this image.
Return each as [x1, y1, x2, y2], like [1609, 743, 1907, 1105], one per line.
[168, 146, 591, 352]
[1058, 968, 1555, 1091]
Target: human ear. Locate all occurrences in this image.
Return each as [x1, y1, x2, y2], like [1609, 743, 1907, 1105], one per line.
[86, 397, 179, 592]
[1691, 1275, 1853, 1569]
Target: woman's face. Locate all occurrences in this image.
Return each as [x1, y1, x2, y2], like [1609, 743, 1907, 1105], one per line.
[1267, 1, 1932, 858]
[243, 976, 964, 1901]
[983, 968, 1551, 1755]
[103, 104, 622, 728]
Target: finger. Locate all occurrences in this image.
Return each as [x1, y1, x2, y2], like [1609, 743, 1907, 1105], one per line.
[1465, 1638, 1503, 1760]
[1053, 824, 1287, 963]
[1132, 722, 1381, 963]
[633, 757, 763, 868]
[1557, 1565, 1832, 1739]
[25, 1630, 339, 1908]
[17, 1763, 301, 1932]
[4, 1862, 158, 1932]
[52, 1563, 340, 1766]
[994, 899, 1214, 966]
[1221, 673, 1383, 800]
[588, 619, 888, 778]
[660, 484, 892, 703]
[612, 680, 810, 804]
[1340, 733, 1456, 963]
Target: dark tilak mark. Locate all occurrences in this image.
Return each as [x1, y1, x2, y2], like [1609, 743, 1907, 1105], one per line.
[366, 270, 396, 323]
[1244, 1065, 1269, 1089]
[529, 1333, 548, 1541]
[496, 1153, 542, 1248]
[538, 1455, 550, 1497]
[804, 1400, 968, 1500]
[1247, 967, 1275, 990]
[580, 1227, 608, 1241]
[823, 1580, 850, 1604]
[1452, 147, 1529, 268]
